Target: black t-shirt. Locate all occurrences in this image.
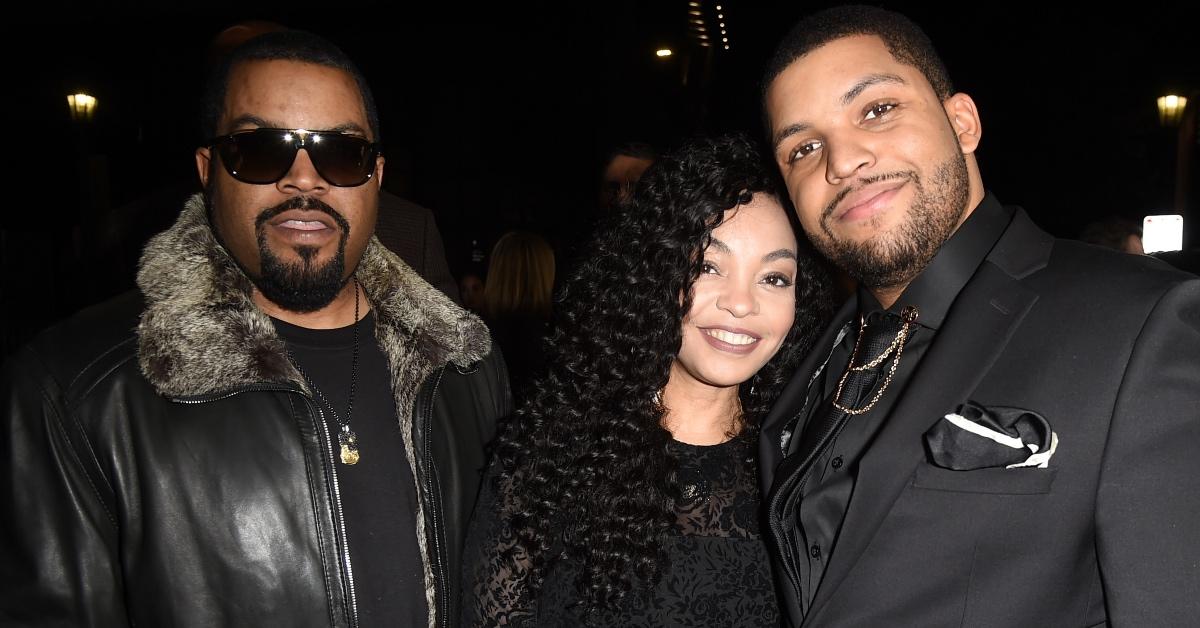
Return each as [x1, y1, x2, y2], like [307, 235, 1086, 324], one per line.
[274, 311, 428, 627]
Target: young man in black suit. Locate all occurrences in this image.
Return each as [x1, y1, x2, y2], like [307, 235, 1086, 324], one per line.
[759, 6, 1199, 627]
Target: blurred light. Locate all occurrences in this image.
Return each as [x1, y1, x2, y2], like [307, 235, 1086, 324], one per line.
[67, 93, 97, 122]
[724, 45, 730, 50]
[689, 10, 701, 16]
[1143, 215, 1184, 252]
[720, 29, 726, 34]
[1157, 94, 1189, 126]
[716, 4, 722, 8]
[719, 22, 725, 27]
[718, 13, 723, 18]
[688, 1, 699, 5]
[722, 37, 728, 42]
[656, 48, 673, 58]
[698, 34, 709, 39]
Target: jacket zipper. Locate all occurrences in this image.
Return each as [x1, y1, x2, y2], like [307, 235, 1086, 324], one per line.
[420, 367, 448, 627]
[172, 384, 359, 627]
[313, 399, 359, 628]
[170, 383, 297, 404]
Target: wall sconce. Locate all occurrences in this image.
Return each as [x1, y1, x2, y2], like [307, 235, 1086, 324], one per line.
[68, 92, 97, 122]
[1157, 94, 1188, 126]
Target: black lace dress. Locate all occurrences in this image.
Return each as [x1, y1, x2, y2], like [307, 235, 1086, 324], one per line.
[462, 433, 779, 627]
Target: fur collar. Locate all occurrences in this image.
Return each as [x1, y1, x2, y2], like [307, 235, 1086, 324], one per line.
[136, 193, 490, 399]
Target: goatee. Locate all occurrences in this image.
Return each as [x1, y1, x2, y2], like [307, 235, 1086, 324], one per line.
[251, 196, 353, 313]
[815, 151, 969, 290]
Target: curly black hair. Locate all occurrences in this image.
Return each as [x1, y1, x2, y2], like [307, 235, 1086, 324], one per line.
[492, 133, 832, 619]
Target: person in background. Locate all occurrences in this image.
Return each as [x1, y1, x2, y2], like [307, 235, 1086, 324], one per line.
[375, 189, 461, 302]
[459, 269, 487, 316]
[1079, 216, 1145, 254]
[599, 141, 658, 210]
[482, 231, 556, 399]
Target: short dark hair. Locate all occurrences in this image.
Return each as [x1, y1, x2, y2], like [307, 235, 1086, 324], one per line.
[200, 30, 381, 142]
[763, 5, 954, 103]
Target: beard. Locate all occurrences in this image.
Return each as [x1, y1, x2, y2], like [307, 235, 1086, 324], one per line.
[205, 195, 352, 313]
[813, 151, 970, 290]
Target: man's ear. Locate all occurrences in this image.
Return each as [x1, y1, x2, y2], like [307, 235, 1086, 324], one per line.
[196, 147, 213, 188]
[373, 154, 385, 190]
[944, 93, 982, 155]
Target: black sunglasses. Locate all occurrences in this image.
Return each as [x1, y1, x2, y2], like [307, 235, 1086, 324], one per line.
[208, 128, 381, 187]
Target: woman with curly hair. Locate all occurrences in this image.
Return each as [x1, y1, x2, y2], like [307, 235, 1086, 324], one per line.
[462, 134, 832, 626]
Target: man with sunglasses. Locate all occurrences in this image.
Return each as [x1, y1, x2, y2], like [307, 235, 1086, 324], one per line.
[1, 31, 509, 627]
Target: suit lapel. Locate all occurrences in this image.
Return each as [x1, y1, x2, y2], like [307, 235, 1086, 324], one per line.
[802, 210, 1052, 625]
[760, 298, 857, 493]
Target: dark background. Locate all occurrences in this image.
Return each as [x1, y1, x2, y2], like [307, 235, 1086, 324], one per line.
[4, 1, 1197, 353]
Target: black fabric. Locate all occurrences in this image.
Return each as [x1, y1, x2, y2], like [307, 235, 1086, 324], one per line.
[923, 401, 1054, 471]
[485, 314, 551, 405]
[275, 312, 428, 627]
[463, 433, 779, 627]
[766, 311, 906, 613]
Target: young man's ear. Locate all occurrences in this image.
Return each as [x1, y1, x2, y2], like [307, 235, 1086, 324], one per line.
[944, 93, 982, 155]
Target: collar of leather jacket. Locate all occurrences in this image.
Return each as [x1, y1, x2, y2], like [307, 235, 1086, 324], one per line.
[134, 193, 491, 401]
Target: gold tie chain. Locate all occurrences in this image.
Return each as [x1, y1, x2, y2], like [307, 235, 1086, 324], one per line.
[831, 306, 918, 415]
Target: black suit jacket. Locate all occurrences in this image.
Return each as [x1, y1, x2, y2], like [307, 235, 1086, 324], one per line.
[373, 190, 461, 304]
[760, 207, 1200, 627]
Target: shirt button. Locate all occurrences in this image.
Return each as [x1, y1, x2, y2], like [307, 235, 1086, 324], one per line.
[810, 544, 821, 559]
[831, 456, 844, 470]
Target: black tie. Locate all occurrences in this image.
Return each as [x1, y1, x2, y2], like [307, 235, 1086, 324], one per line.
[766, 310, 907, 613]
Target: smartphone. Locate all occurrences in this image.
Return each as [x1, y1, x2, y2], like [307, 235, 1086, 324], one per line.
[1142, 215, 1183, 253]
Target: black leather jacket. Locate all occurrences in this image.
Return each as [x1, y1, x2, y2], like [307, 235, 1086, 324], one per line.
[0, 198, 510, 627]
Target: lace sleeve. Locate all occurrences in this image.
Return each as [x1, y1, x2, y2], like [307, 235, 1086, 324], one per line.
[460, 460, 537, 627]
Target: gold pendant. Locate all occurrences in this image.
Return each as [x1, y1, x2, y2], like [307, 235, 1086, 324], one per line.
[338, 429, 360, 465]
[340, 442, 360, 465]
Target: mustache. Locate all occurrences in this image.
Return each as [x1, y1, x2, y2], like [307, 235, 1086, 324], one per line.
[822, 171, 916, 222]
[254, 196, 351, 235]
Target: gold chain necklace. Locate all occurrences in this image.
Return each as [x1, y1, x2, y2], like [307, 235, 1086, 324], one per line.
[831, 305, 918, 415]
